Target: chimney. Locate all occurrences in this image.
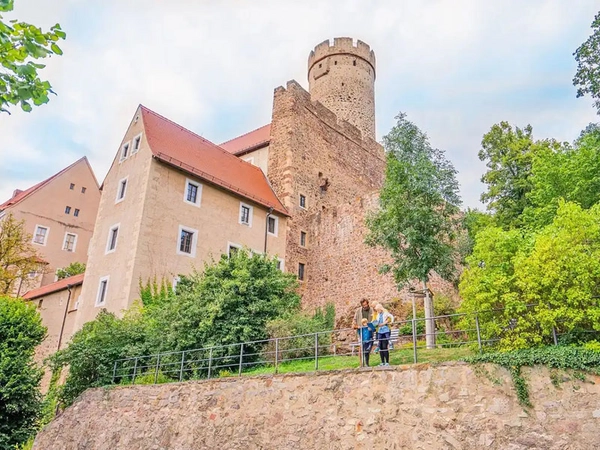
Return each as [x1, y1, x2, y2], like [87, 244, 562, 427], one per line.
[12, 189, 23, 198]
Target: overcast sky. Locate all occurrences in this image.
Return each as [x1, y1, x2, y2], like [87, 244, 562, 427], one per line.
[1, 0, 598, 209]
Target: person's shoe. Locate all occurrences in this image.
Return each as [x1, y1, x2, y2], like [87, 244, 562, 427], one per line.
[378, 363, 385, 366]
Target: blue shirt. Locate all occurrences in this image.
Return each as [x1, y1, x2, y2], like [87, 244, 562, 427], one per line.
[360, 323, 375, 342]
[375, 312, 393, 334]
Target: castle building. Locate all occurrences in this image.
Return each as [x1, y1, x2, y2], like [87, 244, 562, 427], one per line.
[0, 157, 100, 294]
[68, 37, 401, 332]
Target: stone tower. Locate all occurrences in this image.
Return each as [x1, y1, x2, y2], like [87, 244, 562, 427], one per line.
[308, 37, 376, 140]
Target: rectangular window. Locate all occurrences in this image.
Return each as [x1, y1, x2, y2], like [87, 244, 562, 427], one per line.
[298, 263, 305, 281]
[300, 231, 306, 247]
[81, 187, 86, 194]
[180, 230, 193, 254]
[276, 258, 284, 271]
[228, 243, 241, 258]
[65, 206, 71, 214]
[95, 276, 109, 306]
[132, 134, 142, 153]
[184, 179, 202, 206]
[74, 208, 80, 217]
[33, 225, 48, 245]
[299, 194, 306, 209]
[69, 183, 75, 190]
[267, 215, 278, 236]
[106, 224, 119, 253]
[63, 233, 77, 252]
[239, 202, 253, 226]
[116, 177, 128, 203]
[120, 142, 130, 161]
[172, 276, 180, 292]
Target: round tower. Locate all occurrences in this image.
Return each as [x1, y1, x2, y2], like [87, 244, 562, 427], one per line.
[308, 37, 376, 140]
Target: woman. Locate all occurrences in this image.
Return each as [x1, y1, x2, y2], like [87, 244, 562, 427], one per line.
[373, 303, 394, 366]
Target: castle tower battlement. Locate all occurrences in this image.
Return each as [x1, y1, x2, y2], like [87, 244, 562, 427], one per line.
[308, 38, 376, 139]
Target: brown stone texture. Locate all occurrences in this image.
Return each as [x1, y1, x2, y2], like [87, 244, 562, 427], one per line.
[34, 363, 600, 450]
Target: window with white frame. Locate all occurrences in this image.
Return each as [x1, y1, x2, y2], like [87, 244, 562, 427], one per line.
[74, 208, 80, 217]
[299, 194, 306, 209]
[95, 276, 109, 306]
[267, 215, 278, 237]
[115, 177, 128, 203]
[239, 202, 253, 226]
[183, 179, 202, 207]
[228, 242, 241, 258]
[63, 232, 77, 252]
[177, 225, 198, 257]
[33, 225, 48, 245]
[276, 258, 285, 271]
[172, 276, 181, 292]
[65, 205, 71, 214]
[120, 141, 131, 161]
[132, 133, 142, 154]
[106, 224, 119, 253]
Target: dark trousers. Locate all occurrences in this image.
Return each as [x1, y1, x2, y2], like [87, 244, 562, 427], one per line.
[378, 332, 390, 364]
[362, 340, 373, 366]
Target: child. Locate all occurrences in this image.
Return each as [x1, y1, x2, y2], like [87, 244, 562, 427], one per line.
[360, 318, 376, 367]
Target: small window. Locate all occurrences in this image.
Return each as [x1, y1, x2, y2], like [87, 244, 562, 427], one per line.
[28, 271, 37, 279]
[115, 177, 128, 203]
[81, 187, 86, 194]
[65, 206, 71, 214]
[74, 208, 80, 217]
[172, 276, 180, 292]
[353, 60, 357, 66]
[33, 225, 48, 245]
[276, 258, 284, 271]
[299, 194, 306, 209]
[38, 299, 43, 309]
[228, 243, 241, 258]
[267, 215, 278, 237]
[106, 224, 119, 253]
[69, 183, 75, 190]
[184, 179, 202, 206]
[298, 263, 305, 281]
[63, 233, 77, 252]
[319, 63, 322, 68]
[132, 134, 142, 153]
[300, 231, 307, 247]
[95, 276, 109, 306]
[239, 203, 253, 226]
[120, 142, 130, 161]
[177, 225, 198, 257]
[334, 60, 337, 65]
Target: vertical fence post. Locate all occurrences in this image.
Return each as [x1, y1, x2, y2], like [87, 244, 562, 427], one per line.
[207, 348, 213, 379]
[179, 351, 186, 382]
[132, 357, 138, 384]
[238, 343, 244, 376]
[154, 353, 161, 384]
[475, 314, 482, 353]
[314, 332, 319, 371]
[275, 338, 279, 374]
[359, 325, 364, 368]
[552, 326, 558, 346]
[412, 319, 418, 364]
[112, 360, 118, 384]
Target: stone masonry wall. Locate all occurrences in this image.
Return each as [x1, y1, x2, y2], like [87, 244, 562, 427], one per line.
[34, 362, 600, 450]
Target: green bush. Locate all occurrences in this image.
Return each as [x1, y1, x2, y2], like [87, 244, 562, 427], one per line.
[0, 296, 46, 450]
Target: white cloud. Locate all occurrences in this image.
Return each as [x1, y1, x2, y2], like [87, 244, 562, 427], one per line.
[1, 0, 598, 209]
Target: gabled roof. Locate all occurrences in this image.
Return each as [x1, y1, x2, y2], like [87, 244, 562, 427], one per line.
[22, 273, 84, 300]
[0, 157, 98, 210]
[220, 124, 271, 155]
[140, 107, 287, 216]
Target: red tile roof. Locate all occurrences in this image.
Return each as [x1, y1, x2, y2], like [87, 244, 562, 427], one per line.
[22, 273, 84, 300]
[0, 157, 95, 210]
[140, 107, 287, 216]
[220, 124, 271, 155]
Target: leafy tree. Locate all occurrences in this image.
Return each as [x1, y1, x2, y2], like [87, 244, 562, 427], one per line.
[0, 296, 46, 449]
[0, 0, 66, 113]
[0, 213, 45, 295]
[55, 262, 85, 280]
[366, 113, 461, 348]
[573, 11, 600, 114]
[478, 122, 560, 228]
[458, 208, 495, 262]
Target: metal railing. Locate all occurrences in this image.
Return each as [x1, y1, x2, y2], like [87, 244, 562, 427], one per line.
[110, 307, 600, 385]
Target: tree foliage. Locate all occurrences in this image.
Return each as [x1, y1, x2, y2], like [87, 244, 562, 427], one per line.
[55, 262, 85, 280]
[366, 112, 462, 285]
[0, 0, 66, 113]
[0, 213, 45, 295]
[0, 296, 46, 449]
[573, 11, 600, 114]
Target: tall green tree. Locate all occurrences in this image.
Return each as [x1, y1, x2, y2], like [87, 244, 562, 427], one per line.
[55, 262, 85, 280]
[573, 11, 600, 114]
[0, 296, 46, 449]
[0, 0, 66, 113]
[366, 113, 461, 348]
[478, 122, 560, 228]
